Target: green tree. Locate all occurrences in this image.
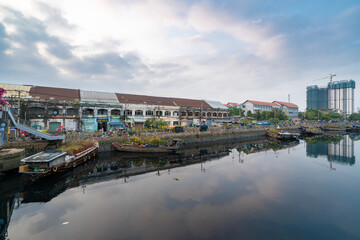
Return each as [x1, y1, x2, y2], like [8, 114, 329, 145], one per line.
[229, 108, 240, 117]
[349, 113, 360, 121]
[269, 118, 280, 123]
[246, 110, 252, 117]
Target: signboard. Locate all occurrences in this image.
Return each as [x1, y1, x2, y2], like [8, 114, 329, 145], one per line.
[97, 118, 108, 122]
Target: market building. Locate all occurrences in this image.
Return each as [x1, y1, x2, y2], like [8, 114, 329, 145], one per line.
[1, 83, 229, 132]
[80, 90, 123, 132]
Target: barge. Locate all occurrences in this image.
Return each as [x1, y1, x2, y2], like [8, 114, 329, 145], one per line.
[19, 141, 99, 176]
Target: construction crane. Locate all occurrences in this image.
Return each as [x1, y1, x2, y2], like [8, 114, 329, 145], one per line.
[312, 73, 337, 110]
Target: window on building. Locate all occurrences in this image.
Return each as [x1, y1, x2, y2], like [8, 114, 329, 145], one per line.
[111, 109, 121, 116]
[124, 110, 132, 116]
[83, 108, 94, 116]
[98, 109, 108, 115]
[173, 111, 179, 116]
[135, 110, 143, 116]
[180, 112, 186, 116]
[194, 112, 200, 117]
[48, 108, 60, 115]
[165, 111, 171, 116]
[188, 112, 193, 117]
[67, 108, 78, 116]
[218, 113, 222, 118]
[213, 113, 217, 117]
[28, 107, 45, 115]
[156, 111, 163, 116]
[173, 121, 179, 125]
[146, 110, 153, 116]
[207, 112, 211, 117]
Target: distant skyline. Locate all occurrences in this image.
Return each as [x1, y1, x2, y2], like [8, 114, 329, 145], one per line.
[0, 0, 359, 111]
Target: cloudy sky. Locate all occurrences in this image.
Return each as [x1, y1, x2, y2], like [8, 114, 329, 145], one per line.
[0, 0, 359, 110]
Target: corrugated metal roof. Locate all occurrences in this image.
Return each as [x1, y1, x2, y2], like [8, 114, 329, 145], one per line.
[116, 93, 176, 106]
[29, 86, 80, 100]
[0, 83, 31, 98]
[273, 101, 298, 108]
[81, 90, 119, 103]
[171, 98, 212, 108]
[205, 100, 228, 109]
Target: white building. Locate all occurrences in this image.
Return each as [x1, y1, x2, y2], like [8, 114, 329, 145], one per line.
[273, 101, 299, 119]
[240, 100, 280, 115]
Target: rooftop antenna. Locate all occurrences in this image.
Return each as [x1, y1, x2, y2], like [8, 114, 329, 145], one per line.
[288, 94, 290, 103]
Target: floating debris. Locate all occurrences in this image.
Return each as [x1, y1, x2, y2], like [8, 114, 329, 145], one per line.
[173, 178, 180, 181]
[62, 222, 69, 225]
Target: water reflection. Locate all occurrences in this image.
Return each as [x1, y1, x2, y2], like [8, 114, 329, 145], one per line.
[2, 137, 360, 240]
[0, 174, 22, 240]
[306, 135, 356, 166]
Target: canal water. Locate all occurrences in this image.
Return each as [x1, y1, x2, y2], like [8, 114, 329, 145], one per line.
[1, 134, 360, 240]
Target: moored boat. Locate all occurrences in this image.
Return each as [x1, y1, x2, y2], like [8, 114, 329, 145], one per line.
[112, 139, 183, 154]
[19, 141, 99, 176]
[267, 129, 299, 141]
[299, 127, 323, 136]
[112, 143, 177, 153]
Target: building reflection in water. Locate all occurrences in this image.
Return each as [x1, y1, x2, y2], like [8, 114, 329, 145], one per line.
[306, 135, 355, 166]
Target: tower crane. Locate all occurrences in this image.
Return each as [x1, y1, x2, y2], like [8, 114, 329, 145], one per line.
[312, 73, 336, 110]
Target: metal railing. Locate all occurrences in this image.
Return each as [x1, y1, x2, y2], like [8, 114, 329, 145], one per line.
[6, 108, 65, 141]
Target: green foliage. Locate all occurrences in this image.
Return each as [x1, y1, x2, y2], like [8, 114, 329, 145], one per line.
[246, 110, 252, 117]
[303, 109, 344, 121]
[229, 108, 244, 117]
[130, 136, 168, 146]
[269, 118, 280, 123]
[349, 113, 360, 121]
[144, 118, 168, 128]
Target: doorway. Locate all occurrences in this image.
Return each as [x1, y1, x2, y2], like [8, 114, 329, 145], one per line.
[98, 121, 108, 131]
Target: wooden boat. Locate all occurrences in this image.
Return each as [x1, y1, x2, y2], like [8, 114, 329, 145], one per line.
[19, 141, 99, 176]
[112, 139, 183, 154]
[299, 127, 323, 136]
[346, 125, 360, 133]
[112, 143, 177, 153]
[320, 126, 347, 132]
[266, 129, 299, 141]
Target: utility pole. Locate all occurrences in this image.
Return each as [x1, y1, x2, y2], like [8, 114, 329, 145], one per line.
[200, 100, 203, 125]
[14, 90, 21, 123]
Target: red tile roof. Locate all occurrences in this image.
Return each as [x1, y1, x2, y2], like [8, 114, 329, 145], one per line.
[227, 102, 239, 106]
[224, 104, 233, 108]
[247, 100, 279, 107]
[171, 98, 212, 108]
[29, 86, 80, 101]
[116, 93, 175, 106]
[273, 101, 298, 108]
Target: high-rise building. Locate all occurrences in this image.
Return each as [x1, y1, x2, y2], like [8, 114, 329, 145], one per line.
[306, 80, 355, 114]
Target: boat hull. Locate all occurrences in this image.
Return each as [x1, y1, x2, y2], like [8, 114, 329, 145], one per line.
[112, 143, 176, 153]
[19, 141, 99, 177]
[267, 131, 299, 141]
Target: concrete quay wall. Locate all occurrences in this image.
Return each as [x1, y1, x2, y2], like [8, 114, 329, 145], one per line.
[2, 127, 298, 154]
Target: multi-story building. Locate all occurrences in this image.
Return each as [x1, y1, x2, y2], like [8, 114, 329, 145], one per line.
[1, 83, 229, 132]
[306, 80, 355, 114]
[273, 101, 299, 119]
[80, 90, 123, 132]
[115, 93, 180, 128]
[240, 100, 280, 115]
[239, 100, 299, 120]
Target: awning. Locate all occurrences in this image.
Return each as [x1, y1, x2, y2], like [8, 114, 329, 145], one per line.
[133, 116, 146, 123]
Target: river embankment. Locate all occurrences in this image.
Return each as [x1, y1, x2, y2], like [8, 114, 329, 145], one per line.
[1, 126, 299, 154]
